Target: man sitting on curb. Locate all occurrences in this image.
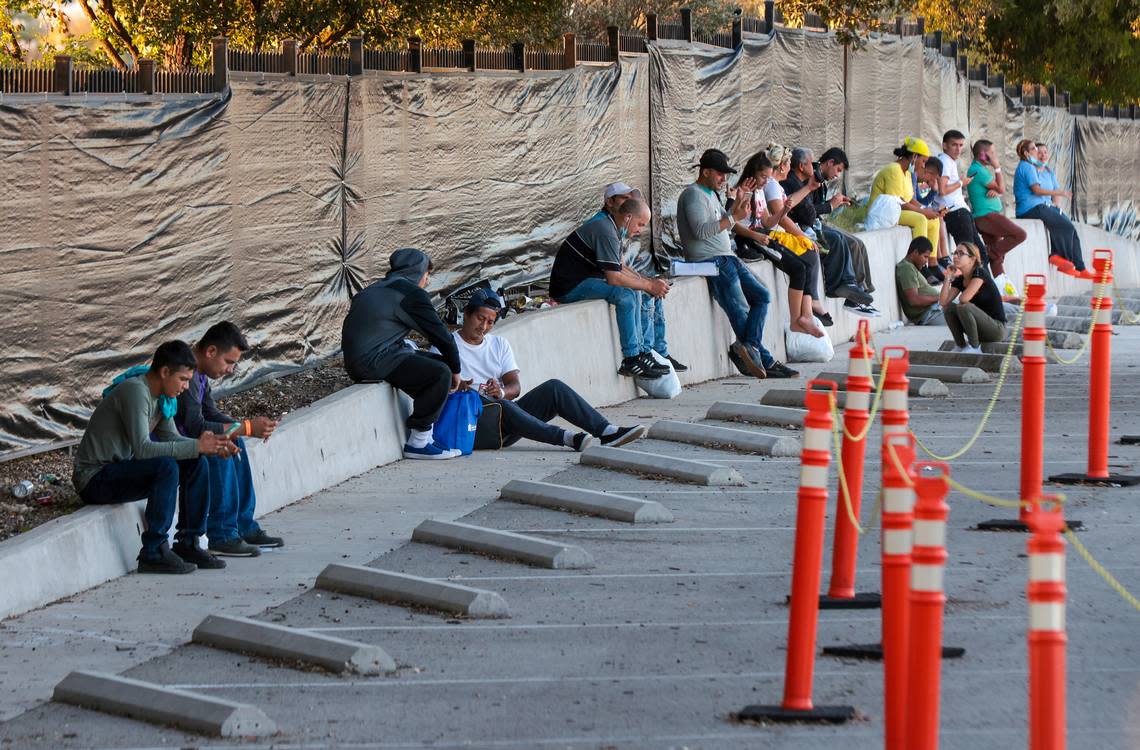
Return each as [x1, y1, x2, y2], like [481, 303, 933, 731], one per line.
[441, 290, 646, 451]
[677, 148, 798, 380]
[72, 341, 235, 574]
[342, 248, 463, 460]
[596, 182, 687, 373]
[895, 237, 945, 326]
[550, 196, 671, 379]
[175, 322, 283, 557]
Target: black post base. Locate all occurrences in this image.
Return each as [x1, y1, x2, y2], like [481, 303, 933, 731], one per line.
[1049, 472, 1140, 487]
[737, 704, 856, 724]
[819, 592, 881, 610]
[821, 642, 965, 660]
[976, 518, 1084, 532]
[1120, 435, 1140, 445]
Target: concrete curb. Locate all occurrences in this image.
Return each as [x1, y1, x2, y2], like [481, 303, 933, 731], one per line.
[314, 563, 510, 618]
[499, 480, 673, 523]
[817, 372, 949, 397]
[580, 446, 745, 486]
[761, 389, 846, 409]
[411, 519, 594, 569]
[647, 420, 800, 456]
[191, 614, 396, 675]
[52, 670, 276, 737]
[908, 349, 1020, 373]
[705, 402, 805, 428]
[1053, 304, 1132, 324]
[871, 363, 990, 384]
[1045, 315, 1097, 333]
[1058, 294, 1140, 314]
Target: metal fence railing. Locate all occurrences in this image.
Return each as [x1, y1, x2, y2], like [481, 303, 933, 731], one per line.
[298, 52, 349, 75]
[618, 34, 647, 54]
[475, 48, 515, 70]
[0, 64, 53, 94]
[525, 48, 565, 70]
[576, 41, 612, 62]
[227, 49, 288, 74]
[424, 48, 465, 69]
[363, 49, 408, 72]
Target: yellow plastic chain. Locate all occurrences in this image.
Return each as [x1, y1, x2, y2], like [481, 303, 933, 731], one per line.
[829, 394, 865, 535]
[910, 296, 1025, 462]
[839, 328, 890, 444]
[1064, 526, 1140, 614]
[1045, 270, 1112, 365]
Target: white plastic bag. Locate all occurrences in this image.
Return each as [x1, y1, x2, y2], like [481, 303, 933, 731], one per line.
[635, 351, 682, 399]
[785, 319, 835, 363]
[863, 194, 904, 231]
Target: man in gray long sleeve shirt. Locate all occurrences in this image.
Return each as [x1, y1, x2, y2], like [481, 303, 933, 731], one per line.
[676, 149, 798, 380]
[74, 341, 234, 574]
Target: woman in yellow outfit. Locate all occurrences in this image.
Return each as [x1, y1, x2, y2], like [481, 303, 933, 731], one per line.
[869, 137, 943, 253]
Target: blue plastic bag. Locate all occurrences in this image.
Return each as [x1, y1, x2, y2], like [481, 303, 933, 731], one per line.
[433, 390, 483, 455]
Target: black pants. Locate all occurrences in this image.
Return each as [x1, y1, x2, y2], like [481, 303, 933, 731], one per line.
[474, 379, 610, 450]
[1021, 205, 1085, 272]
[818, 226, 858, 295]
[375, 351, 453, 431]
[828, 226, 875, 293]
[737, 236, 819, 300]
[943, 207, 989, 265]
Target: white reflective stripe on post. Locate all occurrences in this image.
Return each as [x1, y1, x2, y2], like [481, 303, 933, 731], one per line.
[1029, 602, 1065, 632]
[1029, 553, 1066, 583]
[845, 390, 870, 412]
[1024, 339, 1046, 358]
[803, 427, 830, 453]
[913, 519, 946, 550]
[1094, 307, 1113, 325]
[911, 563, 944, 592]
[800, 463, 829, 488]
[882, 487, 913, 513]
[883, 528, 912, 556]
[882, 423, 906, 435]
[848, 358, 873, 378]
[884, 390, 907, 411]
[1025, 310, 1046, 330]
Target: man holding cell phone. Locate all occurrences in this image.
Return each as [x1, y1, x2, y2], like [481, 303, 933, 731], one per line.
[175, 321, 284, 557]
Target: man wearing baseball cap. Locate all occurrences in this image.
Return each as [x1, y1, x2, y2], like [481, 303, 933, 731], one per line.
[676, 148, 798, 379]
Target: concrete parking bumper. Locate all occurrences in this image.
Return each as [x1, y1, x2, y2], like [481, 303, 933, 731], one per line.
[411, 519, 594, 569]
[647, 420, 800, 456]
[499, 480, 673, 523]
[579, 446, 745, 486]
[315, 564, 510, 618]
[705, 402, 805, 428]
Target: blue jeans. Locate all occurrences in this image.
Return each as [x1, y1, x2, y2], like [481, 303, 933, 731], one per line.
[557, 277, 643, 358]
[706, 255, 775, 368]
[640, 293, 668, 356]
[80, 455, 211, 560]
[205, 438, 261, 544]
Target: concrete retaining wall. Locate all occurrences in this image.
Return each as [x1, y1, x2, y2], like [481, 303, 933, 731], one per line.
[2, 219, 1137, 621]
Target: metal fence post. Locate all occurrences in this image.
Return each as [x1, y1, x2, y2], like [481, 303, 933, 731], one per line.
[764, 1, 775, 33]
[407, 36, 422, 73]
[562, 33, 576, 69]
[282, 39, 298, 76]
[138, 58, 154, 94]
[681, 8, 693, 43]
[916, 17, 925, 35]
[894, 16, 904, 36]
[348, 36, 363, 76]
[463, 39, 476, 72]
[732, 15, 742, 48]
[607, 26, 620, 61]
[211, 36, 228, 92]
[50, 55, 72, 95]
[646, 13, 658, 41]
[512, 41, 525, 72]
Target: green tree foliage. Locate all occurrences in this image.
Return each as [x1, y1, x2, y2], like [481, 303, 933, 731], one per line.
[776, 0, 912, 46]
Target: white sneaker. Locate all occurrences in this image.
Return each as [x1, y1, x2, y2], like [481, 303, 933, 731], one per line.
[951, 345, 967, 353]
[963, 345, 984, 355]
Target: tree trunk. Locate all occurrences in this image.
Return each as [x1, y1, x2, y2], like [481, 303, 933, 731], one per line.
[77, 0, 128, 70]
[165, 33, 194, 68]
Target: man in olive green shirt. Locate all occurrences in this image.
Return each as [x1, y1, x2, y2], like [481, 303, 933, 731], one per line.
[896, 237, 945, 325]
[74, 340, 236, 574]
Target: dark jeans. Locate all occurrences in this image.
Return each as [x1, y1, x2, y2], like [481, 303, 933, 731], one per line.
[740, 235, 819, 299]
[369, 351, 453, 431]
[80, 455, 211, 560]
[1021, 205, 1085, 271]
[943, 207, 989, 265]
[706, 255, 775, 368]
[825, 225, 875, 293]
[474, 379, 610, 449]
[205, 438, 261, 544]
[818, 226, 859, 295]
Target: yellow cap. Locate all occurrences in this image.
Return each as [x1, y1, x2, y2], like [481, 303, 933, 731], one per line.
[904, 136, 932, 157]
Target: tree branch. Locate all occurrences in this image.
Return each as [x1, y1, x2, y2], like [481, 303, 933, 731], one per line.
[77, 0, 129, 69]
[94, 0, 141, 62]
[0, 12, 24, 62]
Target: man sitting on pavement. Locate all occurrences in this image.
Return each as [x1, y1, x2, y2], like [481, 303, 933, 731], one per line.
[443, 289, 647, 451]
[72, 340, 236, 574]
[175, 322, 284, 557]
[895, 237, 945, 326]
[676, 148, 798, 380]
[550, 196, 671, 379]
[342, 248, 463, 460]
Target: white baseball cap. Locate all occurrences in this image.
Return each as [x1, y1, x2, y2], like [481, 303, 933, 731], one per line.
[603, 182, 644, 200]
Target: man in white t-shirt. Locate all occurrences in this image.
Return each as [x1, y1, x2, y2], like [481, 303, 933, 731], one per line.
[449, 290, 647, 451]
[935, 130, 987, 257]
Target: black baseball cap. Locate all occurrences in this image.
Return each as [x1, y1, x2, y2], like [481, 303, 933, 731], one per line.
[465, 288, 503, 313]
[697, 148, 737, 174]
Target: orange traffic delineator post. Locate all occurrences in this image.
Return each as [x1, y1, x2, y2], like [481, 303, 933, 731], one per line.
[881, 433, 916, 750]
[823, 319, 881, 610]
[1050, 250, 1140, 487]
[738, 380, 856, 725]
[906, 462, 951, 750]
[1026, 497, 1067, 750]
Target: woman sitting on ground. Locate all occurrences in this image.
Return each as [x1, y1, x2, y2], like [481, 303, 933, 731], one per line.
[868, 137, 946, 273]
[939, 241, 1007, 354]
[730, 150, 826, 337]
[1012, 138, 1085, 273]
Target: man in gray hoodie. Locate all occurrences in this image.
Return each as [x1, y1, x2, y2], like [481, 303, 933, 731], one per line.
[341, 248, 463, 460]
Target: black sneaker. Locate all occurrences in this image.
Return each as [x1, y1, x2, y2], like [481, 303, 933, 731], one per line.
[619, 355, 663, 379]
[937, 256, 952, 269]
[666, 355, 688, 373]
[844, 300, 881, 318]
[600, 425, 648, 447]
[571, 433, 595, 452]
[209, 538, 261, 557]
[735, 244, 764, 261]
[730, 341, 767, 379]
[817, 312, 834, 327]
[243, 529, 285, 548]
[639, 352, 671, 374]
[727, 346, 750, 376]
[172, 542, 226, 570]
[766, 361, 800, 378]
[831, 284, 874, 306]
[137, 545, 196, 575]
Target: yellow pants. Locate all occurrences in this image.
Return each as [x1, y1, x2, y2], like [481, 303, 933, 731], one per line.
[899, 210, 942, 254]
